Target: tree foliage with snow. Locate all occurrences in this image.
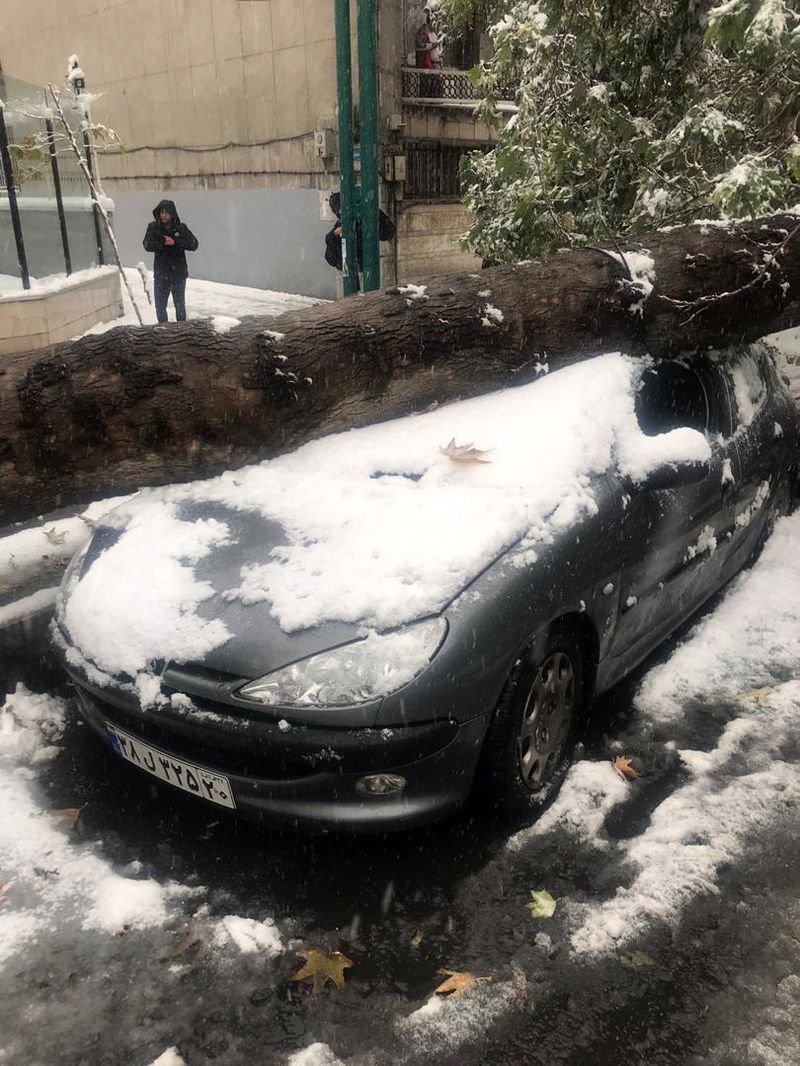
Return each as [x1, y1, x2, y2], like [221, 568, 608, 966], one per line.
[438, 0, 800, 260]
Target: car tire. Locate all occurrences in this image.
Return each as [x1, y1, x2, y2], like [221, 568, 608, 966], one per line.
[474, 622, 585, 820]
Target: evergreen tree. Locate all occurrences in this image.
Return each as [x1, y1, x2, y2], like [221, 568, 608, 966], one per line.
[439, 0, 800, 260]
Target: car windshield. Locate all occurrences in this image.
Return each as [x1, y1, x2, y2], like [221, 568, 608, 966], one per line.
[635, 361, 709, 435]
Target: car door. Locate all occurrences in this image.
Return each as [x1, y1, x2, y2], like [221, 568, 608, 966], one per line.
[721, 346, 790, 570]
[608, 357, 740, 667]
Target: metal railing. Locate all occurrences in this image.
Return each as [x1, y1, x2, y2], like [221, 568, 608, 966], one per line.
[401, 66, 515, 103]
[0, 74, 104, 289]
[403, 138, 493, 201]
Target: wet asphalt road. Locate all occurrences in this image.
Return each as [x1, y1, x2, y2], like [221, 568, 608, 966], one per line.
[0, 618, 798, 1066]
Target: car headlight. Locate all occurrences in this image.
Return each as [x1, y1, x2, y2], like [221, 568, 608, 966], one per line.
[237, 617, 448, 708]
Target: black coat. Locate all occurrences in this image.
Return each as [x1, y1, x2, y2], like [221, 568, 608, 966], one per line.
[325, 205, 395, 271]
[143, 199, 199, 279]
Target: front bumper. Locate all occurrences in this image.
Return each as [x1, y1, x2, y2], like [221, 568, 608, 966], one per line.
[67, 669, 490, 833]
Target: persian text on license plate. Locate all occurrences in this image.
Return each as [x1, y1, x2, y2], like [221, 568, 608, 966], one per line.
[105, 724, 236, 809]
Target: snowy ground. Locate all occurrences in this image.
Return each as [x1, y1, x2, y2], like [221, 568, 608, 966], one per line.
[87, 265, 323, 334]
[0, 267, 322, 328]
[1, 512, 800, 1065]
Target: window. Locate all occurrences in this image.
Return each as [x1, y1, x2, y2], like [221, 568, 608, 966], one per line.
[635, 362, 709, 436]
[728, 349, 767, 429]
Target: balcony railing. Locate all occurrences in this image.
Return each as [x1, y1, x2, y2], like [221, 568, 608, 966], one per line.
[401, 67, 515, 105]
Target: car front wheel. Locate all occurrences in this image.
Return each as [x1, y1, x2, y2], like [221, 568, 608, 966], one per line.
[475, 623, 584, 819]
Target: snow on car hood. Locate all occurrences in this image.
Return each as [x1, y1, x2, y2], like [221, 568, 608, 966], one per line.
[59, 352, 710, 691]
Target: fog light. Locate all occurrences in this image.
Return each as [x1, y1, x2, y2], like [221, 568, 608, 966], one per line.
[355, 773, 407, 798]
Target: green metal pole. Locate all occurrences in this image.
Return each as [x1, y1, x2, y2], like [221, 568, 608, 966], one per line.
[334, 0, 358, 295]
[357, 0, 380, 291]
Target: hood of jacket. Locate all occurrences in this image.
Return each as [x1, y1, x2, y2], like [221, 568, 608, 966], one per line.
[153, 199, 180, 224]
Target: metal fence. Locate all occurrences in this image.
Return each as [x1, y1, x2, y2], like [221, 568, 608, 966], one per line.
[401, 67, 514, 103]
[403, 139, 493, 201]
[0, 73, 107, 289]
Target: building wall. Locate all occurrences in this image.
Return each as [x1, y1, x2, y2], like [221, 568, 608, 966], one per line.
[0, 0, 346, 295]
[0, 0, 342, 191]
[0, 0, 489, 295]
[396, 203, 480, 280]
[116, 187, 337, 298]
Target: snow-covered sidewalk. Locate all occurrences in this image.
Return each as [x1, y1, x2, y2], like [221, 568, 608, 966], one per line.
[85, 266, 323, 335]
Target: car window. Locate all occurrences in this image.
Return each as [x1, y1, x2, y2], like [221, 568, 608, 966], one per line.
[728, 348, 767, 429]
[635, 362, 708, 436]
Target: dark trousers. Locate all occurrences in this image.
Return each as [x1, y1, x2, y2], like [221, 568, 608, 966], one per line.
[154, 273, 187, 322]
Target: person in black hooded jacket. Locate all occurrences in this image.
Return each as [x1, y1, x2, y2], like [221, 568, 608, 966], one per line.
[324, 191, 394, 288]
[143, 199, 199, 322]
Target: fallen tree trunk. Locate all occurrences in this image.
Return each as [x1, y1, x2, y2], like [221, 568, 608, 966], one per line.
[2, 211, 799, 525]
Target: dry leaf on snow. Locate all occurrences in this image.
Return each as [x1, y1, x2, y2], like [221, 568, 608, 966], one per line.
[48, 807, 83, 830]
[291, 949, 353, 994]
[612, 755, 641, 781]
[434, 969, 492, 997]
[175, 920, 204, 957]
[510, 963, 528, 1007]
[737, 686, 773, 705]
[0, 879, 14, 905]
[440, 438, 494, 464]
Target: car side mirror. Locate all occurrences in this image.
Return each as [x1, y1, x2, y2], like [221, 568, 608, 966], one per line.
[639, 460, 710, 492]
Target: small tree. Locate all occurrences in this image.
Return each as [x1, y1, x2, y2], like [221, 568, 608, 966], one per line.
[439, 0, 800, 261]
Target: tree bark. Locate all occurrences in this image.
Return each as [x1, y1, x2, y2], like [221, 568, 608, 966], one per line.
[2, 212, 799, 525]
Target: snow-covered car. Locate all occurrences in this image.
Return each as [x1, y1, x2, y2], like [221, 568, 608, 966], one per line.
[52, 346, 799, 830]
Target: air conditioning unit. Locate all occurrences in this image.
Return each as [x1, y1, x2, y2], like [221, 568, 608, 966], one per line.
[313, 129, 333, 158]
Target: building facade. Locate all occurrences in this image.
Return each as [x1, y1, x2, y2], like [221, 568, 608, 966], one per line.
[0, 0, 501, 298]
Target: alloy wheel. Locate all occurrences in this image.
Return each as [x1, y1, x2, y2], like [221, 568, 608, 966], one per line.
[516, 651, 575, 790]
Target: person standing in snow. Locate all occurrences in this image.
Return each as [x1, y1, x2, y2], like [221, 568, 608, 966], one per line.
[143, 199, 199, 323]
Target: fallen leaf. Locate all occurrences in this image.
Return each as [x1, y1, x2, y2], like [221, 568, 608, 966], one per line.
[510, 963, 528, 1007]
[410, 929, 424, 950]
[737, 686, 773, 705]
[43, 527, 68, 546]
[48, 807, 82, 830]
[526, 890, 557, 919]
[440, 438, 494, 464]
[0, 879, 14, 905]
[175, 920, 203, 957]
[434, 969, 491, 997]
[612, 755, 641, 781]
[628, 950, 655, 968]
[291, 949, 353, 994]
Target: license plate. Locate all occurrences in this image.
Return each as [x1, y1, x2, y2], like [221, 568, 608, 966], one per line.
[105, 724, 236, 809]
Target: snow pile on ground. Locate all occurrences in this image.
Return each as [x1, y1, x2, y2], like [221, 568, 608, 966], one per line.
[286, 1044, 344, 1066]
[0, 266, 118, 302]
[57, 351, 715, 683]
[508, 759, 629, 851]
[565, 513, 800, 955]
[148, 1049, 187, 1066]
[213, 914, 283, 955]
[396, 981, 517, 1055]
[0, 684, 195, 969]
